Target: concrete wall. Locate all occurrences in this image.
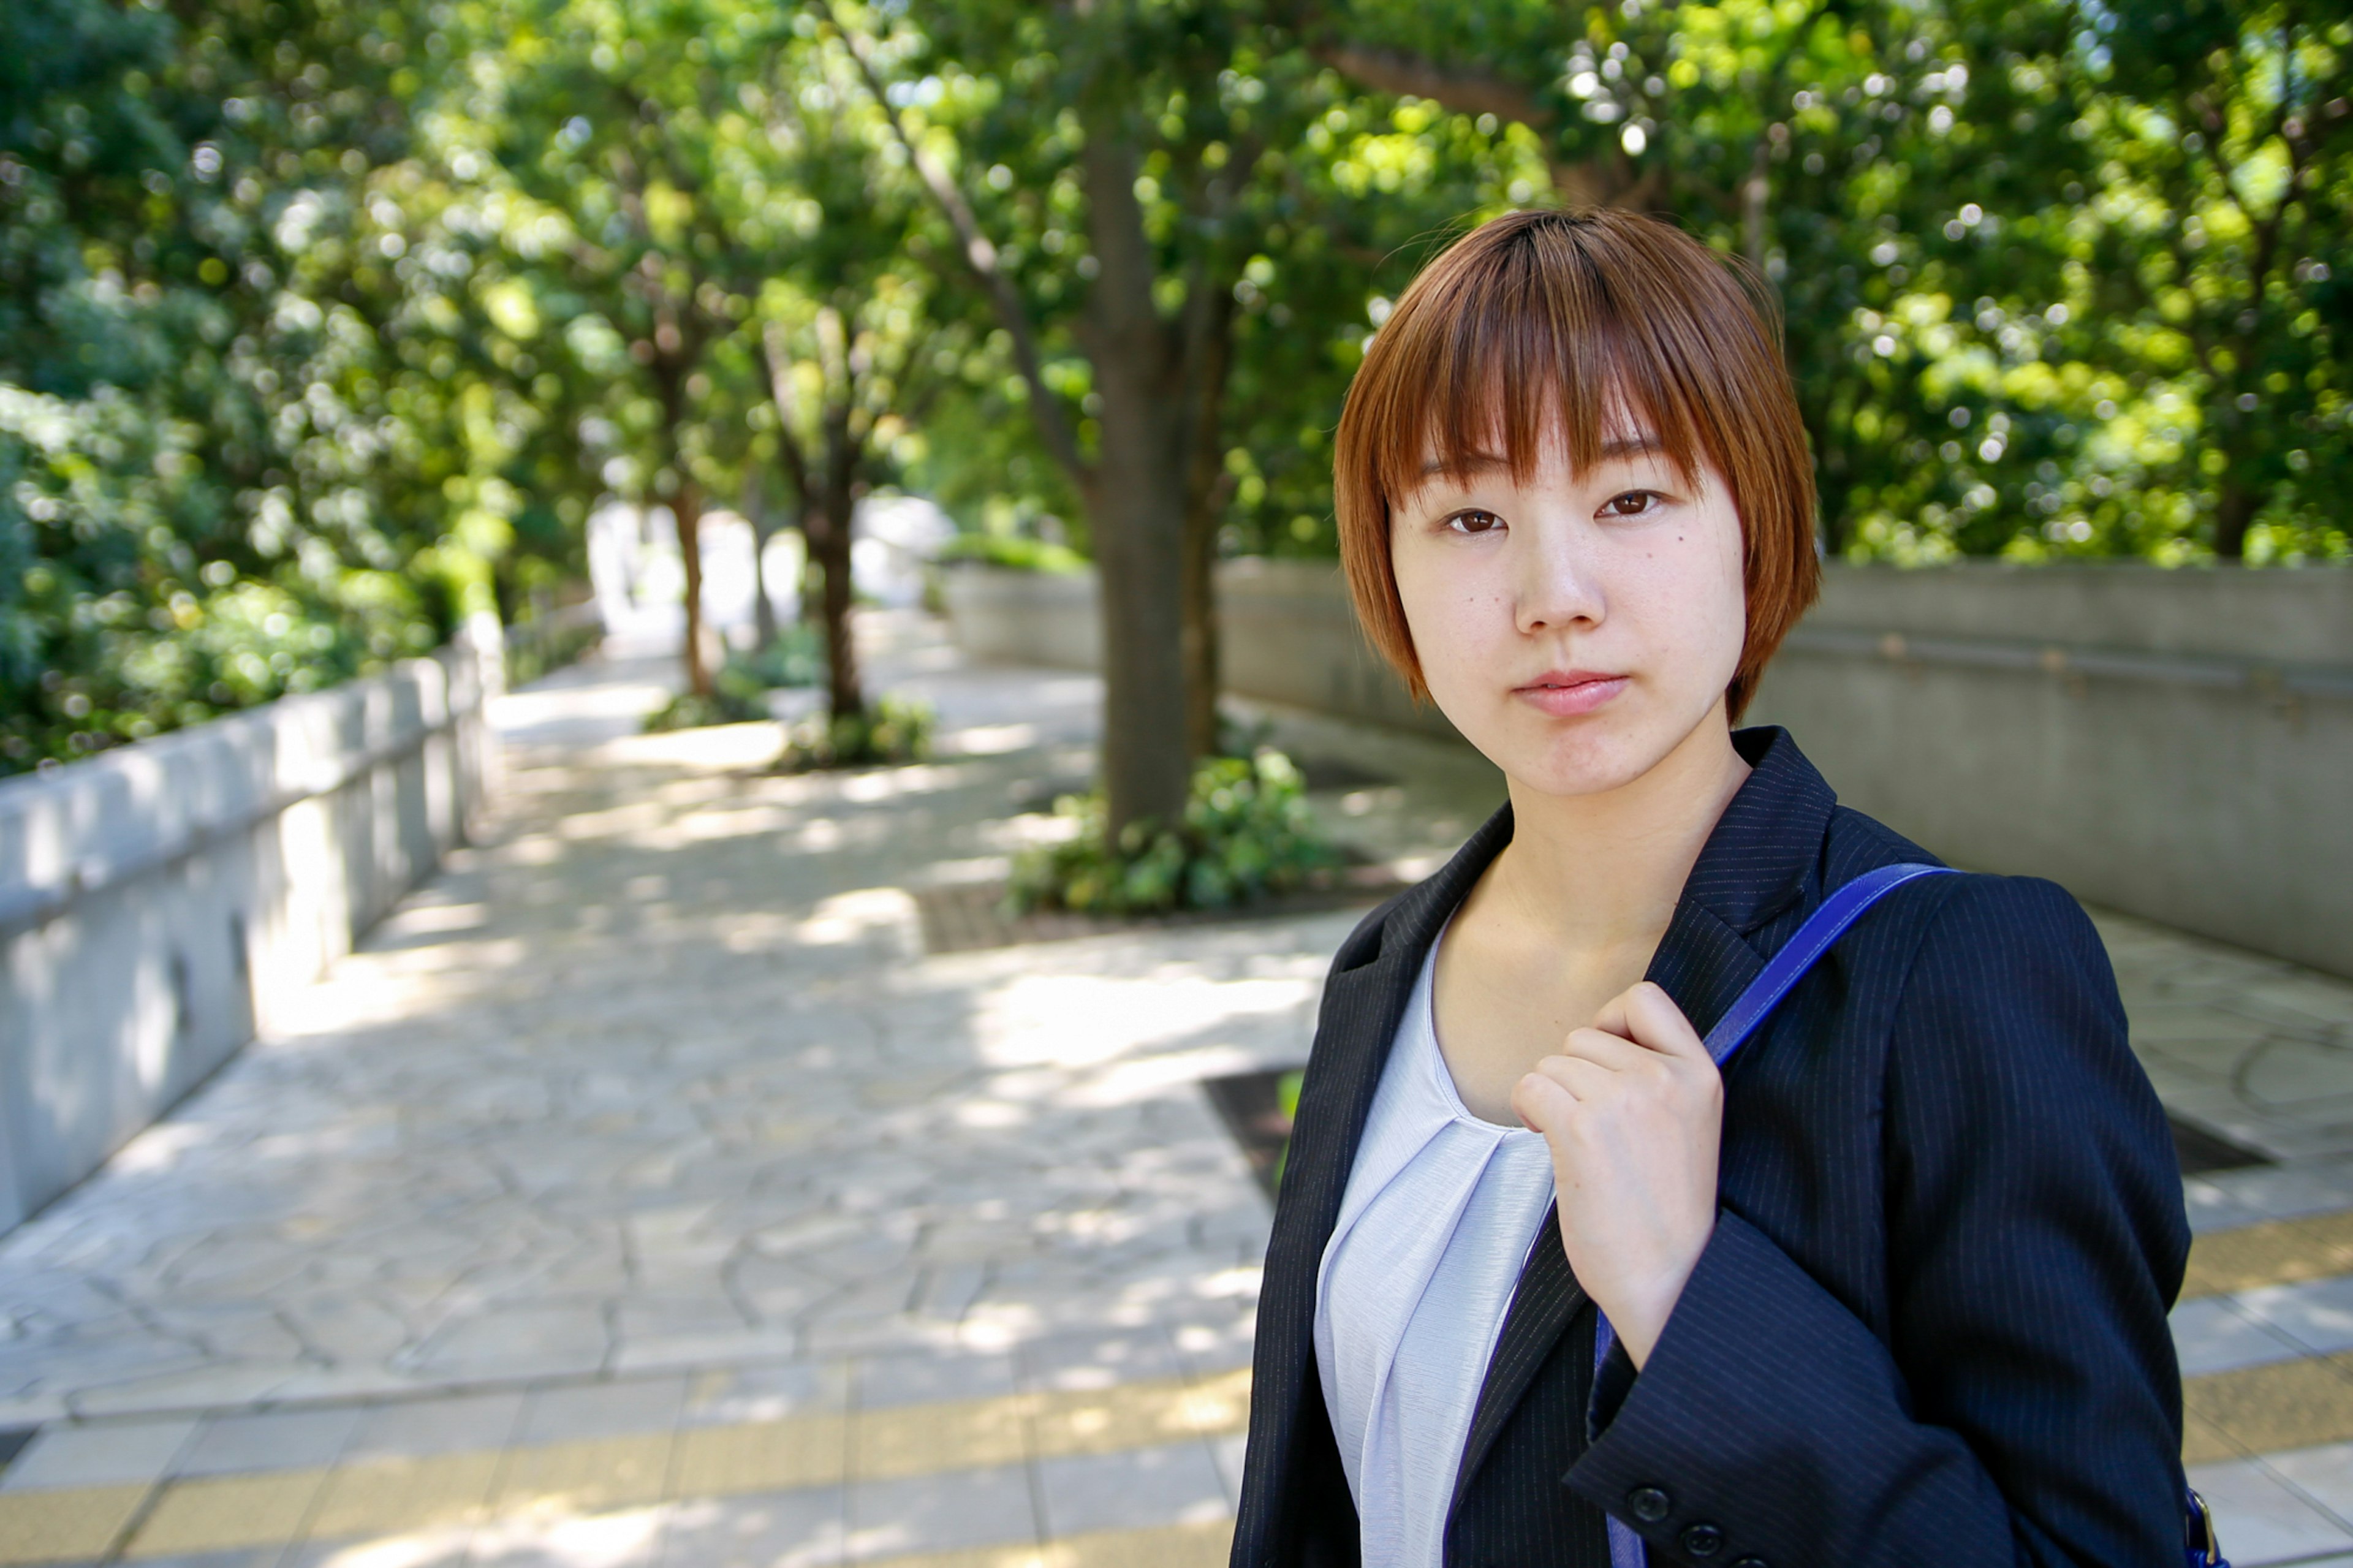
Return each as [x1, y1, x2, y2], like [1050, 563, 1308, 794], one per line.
[943, 559, 1465, 741]
[1749, 564, 2353, 979]
[941, 561, 2353, 978]
[0, 618, 502, 1231]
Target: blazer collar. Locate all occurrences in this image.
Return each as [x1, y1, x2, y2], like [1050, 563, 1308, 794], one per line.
[1289, 800, 1518, 1262]
[1680, 725, 1839, 937]
[1303, 724, 1835, 1235]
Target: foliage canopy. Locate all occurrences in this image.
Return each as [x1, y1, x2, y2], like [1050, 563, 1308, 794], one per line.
[4, 0, 2346, 778]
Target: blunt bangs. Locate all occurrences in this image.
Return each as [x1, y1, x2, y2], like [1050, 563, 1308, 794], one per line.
[1333, 207, 1820, 722]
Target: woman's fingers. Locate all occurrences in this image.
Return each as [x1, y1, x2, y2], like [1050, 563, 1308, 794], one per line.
[1592, 981, 1713, 1064]
[1553, 1025, 1650, 1072]
[1510, 1062, 1580, 1134]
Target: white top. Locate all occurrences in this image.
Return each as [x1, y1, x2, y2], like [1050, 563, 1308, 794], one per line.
[1314, 928, 1560, 1568]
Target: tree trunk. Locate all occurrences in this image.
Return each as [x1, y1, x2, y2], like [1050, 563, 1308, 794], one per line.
[1180, 285, 1236, 760]
[2213, 470, 2258, 561]
[812, 413, 865, 722]
[747, 490, 780, 652]
[1080, 121, 1194, 839]
[674, 477, 713, 697]
[1180, 474, 1222, 761]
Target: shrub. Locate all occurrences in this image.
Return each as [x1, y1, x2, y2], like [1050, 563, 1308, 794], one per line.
[641, 664, 774, 732]
[776, 692, 936, 770]
[937, 535, 1089, 574]
[1008, 749, 1341, 915]
[640, 629, 823, 732]
[734, 623, 822, 689]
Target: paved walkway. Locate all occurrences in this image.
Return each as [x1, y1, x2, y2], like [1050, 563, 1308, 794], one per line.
[2, 615, 2353, 1567]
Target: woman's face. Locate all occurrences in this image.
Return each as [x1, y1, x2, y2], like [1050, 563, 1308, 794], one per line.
[1389, 411, 1749, 799]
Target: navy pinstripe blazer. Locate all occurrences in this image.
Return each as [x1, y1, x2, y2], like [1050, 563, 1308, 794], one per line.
[1230, 727, 2191, 1568]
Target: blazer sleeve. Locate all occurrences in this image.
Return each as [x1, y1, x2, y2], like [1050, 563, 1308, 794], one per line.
[1561, 874, 2192, 1567]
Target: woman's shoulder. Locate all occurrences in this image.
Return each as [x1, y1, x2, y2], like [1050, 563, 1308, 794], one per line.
[1808, 801, 2129, 1086]
[1817, 799, 2107, 964]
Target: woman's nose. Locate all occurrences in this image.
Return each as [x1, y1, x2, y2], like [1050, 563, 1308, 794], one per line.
[1512, 521, 1604, 635]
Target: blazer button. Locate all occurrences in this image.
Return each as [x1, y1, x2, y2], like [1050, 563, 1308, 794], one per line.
[1679, 1523, 1725, 1558]
[1627, 1485, 1672, 1523]
[1730, 1558, 1768, 1568]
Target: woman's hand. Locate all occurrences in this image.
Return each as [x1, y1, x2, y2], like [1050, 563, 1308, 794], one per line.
[1510, 981, 1722, 1369]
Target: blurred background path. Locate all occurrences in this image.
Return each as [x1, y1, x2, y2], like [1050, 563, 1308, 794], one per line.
[4, 620, 2353, 1568]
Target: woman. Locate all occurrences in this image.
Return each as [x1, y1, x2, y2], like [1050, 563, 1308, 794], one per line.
[1228, 208, 2191, 1567]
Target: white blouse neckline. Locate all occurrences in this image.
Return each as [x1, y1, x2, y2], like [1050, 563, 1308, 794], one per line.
[1313, 923, 1560, 1568]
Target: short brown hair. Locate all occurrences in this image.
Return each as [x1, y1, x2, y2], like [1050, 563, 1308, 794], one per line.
[1333, 208, 1819, 722]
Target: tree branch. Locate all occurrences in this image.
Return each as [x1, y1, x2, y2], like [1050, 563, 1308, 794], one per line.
[759, 318, 817, 519]
[1306, 39, 1555, 129]
[820, 3, 1095, 492]
[1302, 34, 1648, 205]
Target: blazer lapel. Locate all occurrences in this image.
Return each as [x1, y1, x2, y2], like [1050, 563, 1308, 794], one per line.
[1276, 807, 1515, 1274]
[1450, 1202, 1585, 1517]
[1239, 806, 1514, 1556]
[1449, 728, 1836, 1506]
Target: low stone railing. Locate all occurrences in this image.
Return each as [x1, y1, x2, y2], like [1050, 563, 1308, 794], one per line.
[942, 560, 2353, 979]
[0, 616, 503, 1231]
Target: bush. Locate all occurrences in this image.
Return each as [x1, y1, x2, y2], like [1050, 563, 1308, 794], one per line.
[734, 623, 823, 689]
[1008, 749, 1341, 915]
[641, 664, 775, 732]
[776, 692, 936, 770]
[640, 628, 825, 732]
[504, 613, 602, 689]
[937, 534, 1089, 574]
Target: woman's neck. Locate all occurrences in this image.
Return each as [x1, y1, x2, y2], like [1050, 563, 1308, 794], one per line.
[1487, 714, 1752, 956]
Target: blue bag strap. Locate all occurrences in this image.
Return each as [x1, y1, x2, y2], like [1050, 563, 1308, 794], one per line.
[1697, 862, 1957, 1068]
[1597, 862, 1953, 1568]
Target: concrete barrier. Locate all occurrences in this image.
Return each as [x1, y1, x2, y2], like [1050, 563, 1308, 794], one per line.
[941, 560, 2353, 978]
[0, 618, 502, 1230]
[943, 558, 1466, 742]
[1750, 564, 2353, 979]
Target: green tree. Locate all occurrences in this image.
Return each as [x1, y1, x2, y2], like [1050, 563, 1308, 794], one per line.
[2084, 0, 2350, 559]
[0, 0, 565, 773]
[463, 0, 800, 697]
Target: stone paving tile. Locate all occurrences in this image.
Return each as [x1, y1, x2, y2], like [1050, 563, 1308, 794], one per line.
[339, 1394, 526, 1463]
[0, 1483, 151, 1564]
[1033, 1442, 1229, 1540]
[2244, 1277, 2353, 1362]
[1206, 1434, 1247, 1512]
[513, 1380, 685, 1447]
[302, 1451, 503, 1542]
[2267, 1443, 2353, 1545]
[843, 1462, 1036, 1563]
[1017, 1328, 1182, 1394]
[854, 1354, 1019, 1414]
[678, 1362, 848, 1430]
[2174, 1296, 2313, 1378]
[2190, 1158, 2353, 1235]
[176, 1410, 360, 1479]
[125, 1469, 329, 1559]
[289, 1533, 473, 1568]
[110, 1551, 282, 1568]
[466, 1504, 670, 1568]
[659, 1487, 845, 1568]
[1, 1418, 197, 1493]
[2188, 1455, 2353, 1566]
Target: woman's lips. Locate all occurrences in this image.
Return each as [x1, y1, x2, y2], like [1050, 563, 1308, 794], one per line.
[1512, 672, 1629, 716]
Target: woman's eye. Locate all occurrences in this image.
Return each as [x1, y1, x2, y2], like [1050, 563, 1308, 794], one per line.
[1601, 490, 1661, 518]
[1444, 509, 1505, 535]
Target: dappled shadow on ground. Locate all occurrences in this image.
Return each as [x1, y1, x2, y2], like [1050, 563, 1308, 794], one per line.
[0, 616, 1379, 1423]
